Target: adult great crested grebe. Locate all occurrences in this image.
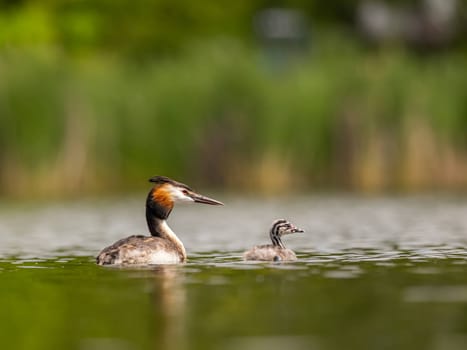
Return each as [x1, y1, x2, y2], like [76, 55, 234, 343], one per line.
[96, 176, 223, 265]
[243, 219, 304, 261]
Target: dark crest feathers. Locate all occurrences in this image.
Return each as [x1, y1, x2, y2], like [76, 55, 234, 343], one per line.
[148, 176, 192, 191]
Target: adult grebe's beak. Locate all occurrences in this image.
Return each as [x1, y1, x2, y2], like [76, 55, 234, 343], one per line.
[189, 191, 224, 205]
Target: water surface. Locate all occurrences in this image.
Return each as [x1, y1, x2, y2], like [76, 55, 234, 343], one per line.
[1, 195, 467, 350]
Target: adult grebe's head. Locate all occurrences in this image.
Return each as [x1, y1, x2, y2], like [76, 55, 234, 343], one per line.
[146, 176, 223, 220]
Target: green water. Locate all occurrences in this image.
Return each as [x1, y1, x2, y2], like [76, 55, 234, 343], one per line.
[1, 196, 467, 350]
[2, 255, 467, 350]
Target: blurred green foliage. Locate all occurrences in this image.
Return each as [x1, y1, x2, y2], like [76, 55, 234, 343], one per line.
[0, 1, 466, 196]
[1, 39, 466, 196]
[0, 0, 350, 56]
[2, 0, 464, 57]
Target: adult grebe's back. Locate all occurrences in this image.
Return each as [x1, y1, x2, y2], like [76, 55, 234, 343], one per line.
[97, 176, 223, 265]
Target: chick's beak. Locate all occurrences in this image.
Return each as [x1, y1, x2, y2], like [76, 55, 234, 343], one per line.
[290, 225, 304, 233]
[190, 192, 224, 205]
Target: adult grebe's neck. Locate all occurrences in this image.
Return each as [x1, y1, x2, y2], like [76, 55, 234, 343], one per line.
[269, 227, 285, 248]
[146, 207, 187, 262]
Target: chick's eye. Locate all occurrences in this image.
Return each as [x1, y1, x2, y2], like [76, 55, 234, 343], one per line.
[182, 190, 189, 195]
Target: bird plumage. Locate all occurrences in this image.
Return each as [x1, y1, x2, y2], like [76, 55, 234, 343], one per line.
[96, 176, 223, 266]
[243, 219, 304, 262]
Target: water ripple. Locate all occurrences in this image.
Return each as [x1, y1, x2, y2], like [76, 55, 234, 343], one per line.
[0, 196, 466, 264]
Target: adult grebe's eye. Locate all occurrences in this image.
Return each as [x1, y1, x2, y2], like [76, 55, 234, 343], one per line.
[182, 189, 189, 195]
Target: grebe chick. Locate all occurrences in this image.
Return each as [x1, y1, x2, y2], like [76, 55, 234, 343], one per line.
[243, 219, 304, 262]
[97, 176, 223, 265]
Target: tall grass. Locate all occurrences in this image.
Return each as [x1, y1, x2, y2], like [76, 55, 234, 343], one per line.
[0, 41, 466, 197]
